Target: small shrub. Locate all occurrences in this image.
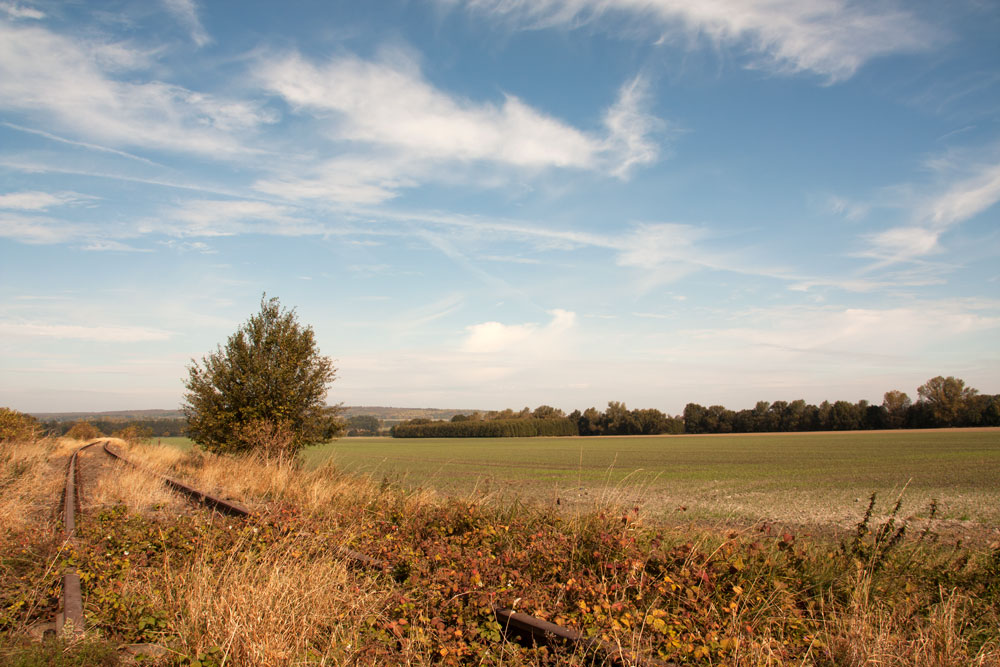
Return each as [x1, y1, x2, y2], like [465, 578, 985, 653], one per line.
[111, 424, 152, 446]
[0, 408, 40, 443]
[65, 421, 101, 441]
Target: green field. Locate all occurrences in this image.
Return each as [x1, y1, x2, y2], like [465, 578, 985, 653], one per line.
[162, 430, 1000, 528]
[309, 430, 1000, 528]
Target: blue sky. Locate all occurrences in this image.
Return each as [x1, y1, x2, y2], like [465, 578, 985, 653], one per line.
[1, 0, 998, 414]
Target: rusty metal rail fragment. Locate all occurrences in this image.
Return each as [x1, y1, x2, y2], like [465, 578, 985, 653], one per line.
[59, 440, 100, 635]
[102, 442, 250, 516]
[494, 608, 675, 667]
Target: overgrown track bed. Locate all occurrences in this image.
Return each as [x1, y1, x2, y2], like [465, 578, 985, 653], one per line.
[57, 441, 251, 638]
[56, 441, 672, 666]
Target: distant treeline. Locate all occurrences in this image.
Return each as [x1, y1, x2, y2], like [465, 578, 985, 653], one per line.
[391, 403, 680, 438]
[392, 416, 578, 438]
[683, 377, 999, 434]
[392, 376, 997, 438]
[44, 418, 186, 438]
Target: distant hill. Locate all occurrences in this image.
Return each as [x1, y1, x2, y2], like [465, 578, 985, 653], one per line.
[32, 406, 478, 424]
[32, 409, 186, 422]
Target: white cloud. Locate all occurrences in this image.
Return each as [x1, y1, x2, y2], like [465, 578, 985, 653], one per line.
[463, 321, 535, 353]
[82, 240, 152, 252]
[0, 191, 84, 210]
[142, 199, 316, 237]
[0, 21, 273, 157]
[926, 162, 1000, 228]
[255, 50, 662, 202]
[603, 75, 661, 178]
[463, 308, 576, 354]
[860, 156, 1000, 265]
[259, 51, 597, 168]
[157, 239, 216, 253]
[453, 0, 938, 82]
[161, 0, 210, 47]
[254, 154, 418, 205]
[0, 213, 87, 243]
[0, 322, 173, 342]
[0, 2, 43, 20]
[863, 226, 941, 263]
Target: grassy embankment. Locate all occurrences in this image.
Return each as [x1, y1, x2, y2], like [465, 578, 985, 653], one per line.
[2, 434, 998, 665]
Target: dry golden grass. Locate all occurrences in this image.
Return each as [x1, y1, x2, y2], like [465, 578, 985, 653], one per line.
[0, 437, 69, 531]
[141, 446, 438, 520]
[828, 579, 999, 666]
[83, 462, 187, 514]
[124, 534, 397, 666]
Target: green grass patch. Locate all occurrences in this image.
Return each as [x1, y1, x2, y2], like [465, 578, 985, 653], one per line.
[149, 436, 194, 451]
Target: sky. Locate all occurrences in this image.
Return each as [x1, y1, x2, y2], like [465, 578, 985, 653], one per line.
[1, 0, 999, 415]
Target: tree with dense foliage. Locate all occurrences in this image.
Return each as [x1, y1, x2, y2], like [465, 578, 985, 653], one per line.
[0, 407, 41, 442]
[346, 415, 382, 436]
[917, 376, 978, 427]
[183, 296, 341, 456]
[532, 405, 565, 419]
[882, 390, 912, 428]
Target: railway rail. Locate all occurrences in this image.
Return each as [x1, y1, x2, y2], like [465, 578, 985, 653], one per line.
[58, 439, 672, 666]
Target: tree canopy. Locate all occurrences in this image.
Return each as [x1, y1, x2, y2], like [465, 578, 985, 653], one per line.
[183, 296, 341, 456]
[917, 376, 978, 427]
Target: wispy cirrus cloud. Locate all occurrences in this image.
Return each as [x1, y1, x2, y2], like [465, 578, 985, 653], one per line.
[161, 0, 210, 47]
[0, 213, 89, 243]
[82, 240, 152, 253]
[683, 300, 1000, 362]
[0, 20, 274, 158]
[860, 155, 1000, 266]
[3, 122, 165, 166]
[373, 208, 789, 288]
[450, 0, 939, 82]
[0, 2, 43, 20]
[0, 190, 88, 210]
[140, 199, 318, 237]
[255, 49, 662, 203]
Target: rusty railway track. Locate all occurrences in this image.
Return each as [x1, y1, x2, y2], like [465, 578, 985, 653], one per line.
[57, 440, 672, 666]
[57, 440, 249, 636]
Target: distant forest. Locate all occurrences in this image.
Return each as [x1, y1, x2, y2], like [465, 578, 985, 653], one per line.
[33, 375, 999, 439]
[391, 376, 999, 437]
